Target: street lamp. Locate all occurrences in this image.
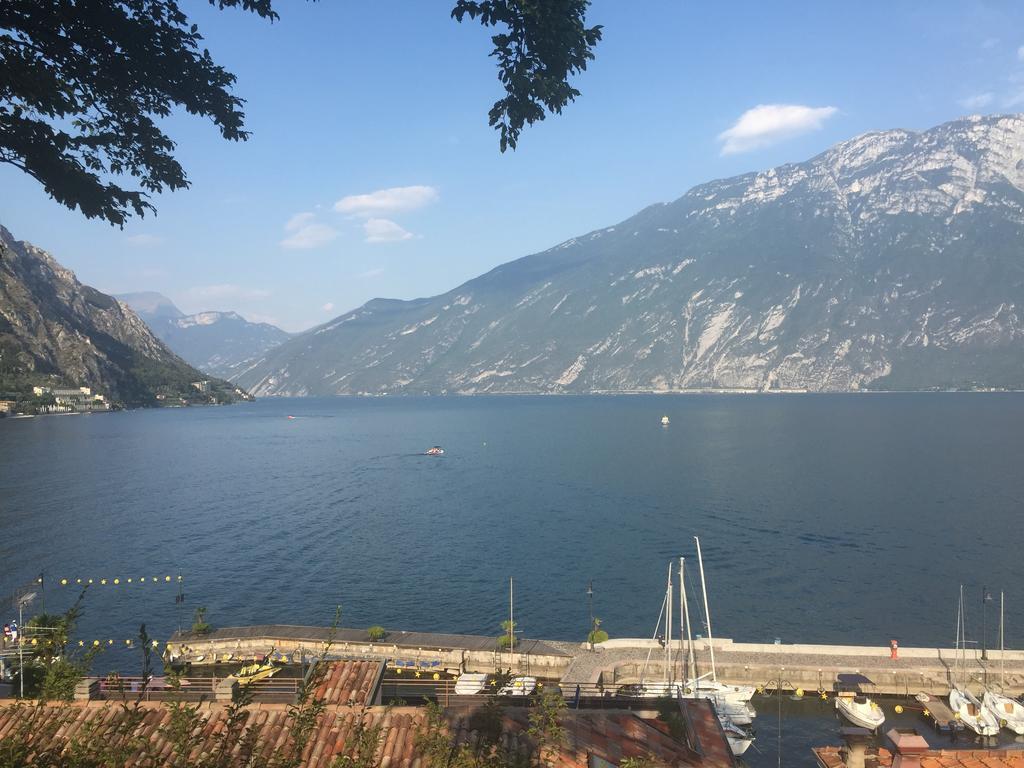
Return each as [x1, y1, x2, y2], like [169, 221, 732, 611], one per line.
[586, 581, 594, 650]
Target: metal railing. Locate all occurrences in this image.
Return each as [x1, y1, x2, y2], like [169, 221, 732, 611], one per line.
[92, 675, 303, 703]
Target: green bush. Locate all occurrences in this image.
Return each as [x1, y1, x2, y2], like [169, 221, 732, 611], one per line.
[367, 625, 386, 642]
[587, 629, 609, 644]
[191, 607, 211, 635]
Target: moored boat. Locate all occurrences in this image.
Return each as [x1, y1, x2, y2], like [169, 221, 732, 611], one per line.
[835, 692, 885, 730]
[425, 446, 444, 455]
[719, 715, 755, 756]
[950, 688, 1000, 736]
[983, 690, 1024, 734]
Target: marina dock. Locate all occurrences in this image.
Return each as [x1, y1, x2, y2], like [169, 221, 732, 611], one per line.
[167, 625, 1024, 699]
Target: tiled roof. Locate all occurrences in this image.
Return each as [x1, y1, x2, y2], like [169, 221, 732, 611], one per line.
[311, 660, 384, 706]
[0, 696, 732, 768]
[814, 746, 1024, 768]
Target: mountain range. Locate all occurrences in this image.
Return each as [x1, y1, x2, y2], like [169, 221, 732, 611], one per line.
[117, 293, 291, 379]
[0, 227, 242, 407]
[234, 114, 1024, 396]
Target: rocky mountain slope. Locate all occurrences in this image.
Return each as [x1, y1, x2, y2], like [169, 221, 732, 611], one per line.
[0, 227, 243, 406]
[118, 293, 291, 379]
[237, 114, 1024, 396]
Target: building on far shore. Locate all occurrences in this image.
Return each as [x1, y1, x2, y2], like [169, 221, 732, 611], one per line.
[31, 386, 109, 412]
[0, 400, 15, 415]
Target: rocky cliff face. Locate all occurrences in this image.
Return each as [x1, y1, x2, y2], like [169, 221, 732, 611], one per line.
[0, 227, 242, 406]
[117, 293, 291, 379]
[237, 114, 1024, 396]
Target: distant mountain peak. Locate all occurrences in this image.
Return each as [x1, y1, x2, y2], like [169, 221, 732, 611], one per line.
[225, 113, 1024, 395]
[116, 291, 184, 320]
[0, 227, 241, 405]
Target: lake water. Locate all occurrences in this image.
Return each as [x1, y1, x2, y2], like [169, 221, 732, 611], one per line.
[2, 394, 1023, 764]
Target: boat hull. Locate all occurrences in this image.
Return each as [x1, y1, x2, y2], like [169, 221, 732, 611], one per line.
[950, 688, 1000, 737]
[982, 691, 1024, 735]
[835, 696, 885, 730]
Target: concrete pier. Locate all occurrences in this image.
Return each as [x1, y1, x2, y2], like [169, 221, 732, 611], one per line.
[167, 626, 1024, 698]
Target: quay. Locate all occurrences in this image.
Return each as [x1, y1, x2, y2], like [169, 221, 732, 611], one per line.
[168, 625, 1024, 699]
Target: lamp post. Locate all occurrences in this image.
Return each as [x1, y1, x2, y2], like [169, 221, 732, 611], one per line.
[586, 581, 594, 650]
[982, 587, 993, 661]
[760, 666, 799, 768]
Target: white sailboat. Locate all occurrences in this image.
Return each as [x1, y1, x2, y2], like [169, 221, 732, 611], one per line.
[949, 585, 1000, 737]
[718, 714, 755, 756]
[679, 547, 758, 737]
[983, 591, 1024, 734]
[688, 536, 761, 708]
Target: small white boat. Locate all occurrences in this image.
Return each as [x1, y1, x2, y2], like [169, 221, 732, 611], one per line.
[983, 690, 1024, 734]
[661, 415, 670, 426]
[686, 675, 757, 704]
[719, 715, 755, 756]
[714, 697, 756, 726]
[498, 676, 536, 697]
[453, 672, 489, 695]
[425, 446, 444, 456]
[835, 692, 885, 730]
[950, 688, 1000, 736]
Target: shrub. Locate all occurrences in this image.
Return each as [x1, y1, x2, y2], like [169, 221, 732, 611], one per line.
[191, 607, 211, 635]
[367, 625, 386, 642]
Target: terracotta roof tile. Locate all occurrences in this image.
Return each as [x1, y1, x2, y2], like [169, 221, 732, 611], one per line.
[0, 695, 734, 768]
[815, 745, 1024, 768]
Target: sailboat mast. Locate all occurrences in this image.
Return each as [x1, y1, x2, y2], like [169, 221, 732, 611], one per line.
[1001, 590, 1005, 688]
[509, 577, 514, 670]
[694, 536, 717, 681]
[641, 587, 668, 685]
[666, 562, 673, 684]
[680, 556, 697, 682]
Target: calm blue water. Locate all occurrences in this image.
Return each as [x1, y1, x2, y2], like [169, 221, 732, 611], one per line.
[1, 394, 1023, 654]
[3, 394, 1024, 765]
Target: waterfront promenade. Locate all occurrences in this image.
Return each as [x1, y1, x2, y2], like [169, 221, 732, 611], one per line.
[168, 625, 1024, 698]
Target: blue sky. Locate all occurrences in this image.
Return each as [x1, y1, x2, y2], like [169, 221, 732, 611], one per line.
[3, 1, 1024, 331]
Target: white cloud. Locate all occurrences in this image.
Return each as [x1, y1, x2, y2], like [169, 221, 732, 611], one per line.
[358, 268, 385, 279]
[718, 104, 838, 155]
[322, 302, 335, 312]
[280, 211, 338, 250]
[960, 92, 994, 110]
[363, 218, 414, 243]
[285, 212, 315, 231]
[186, 284, 271, 301]
[125, 234, 161, 247]
[334, 185, 439, 217]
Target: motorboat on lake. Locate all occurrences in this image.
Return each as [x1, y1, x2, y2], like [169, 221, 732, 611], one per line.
[425, 446, 444, 456]
[834, 674, 885, 731]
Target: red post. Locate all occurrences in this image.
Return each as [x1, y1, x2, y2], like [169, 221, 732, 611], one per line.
[890, 639, 899, 660]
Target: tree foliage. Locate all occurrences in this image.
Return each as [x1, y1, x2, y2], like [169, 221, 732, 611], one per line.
[1, 0, 601, 226]
[452, 0, 602, 151]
